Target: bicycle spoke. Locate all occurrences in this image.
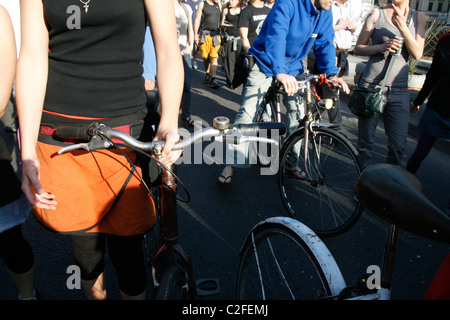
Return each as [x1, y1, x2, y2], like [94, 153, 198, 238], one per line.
[237, 221, 342, 300]
[278, 128, 362, 236]
[265, 236, 295, 299]
[251, 231, 266, 300]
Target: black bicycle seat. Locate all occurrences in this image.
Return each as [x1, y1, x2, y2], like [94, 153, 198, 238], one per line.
[354, 164, 450, 243]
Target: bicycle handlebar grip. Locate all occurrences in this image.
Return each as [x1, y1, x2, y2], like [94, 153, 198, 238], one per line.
[55, 125, 91, 140]
[232, 122, 286, 136]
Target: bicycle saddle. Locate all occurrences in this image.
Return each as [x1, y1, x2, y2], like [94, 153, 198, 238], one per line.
[354, 164, 450, 243]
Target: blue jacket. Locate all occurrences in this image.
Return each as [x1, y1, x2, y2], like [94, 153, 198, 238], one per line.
[249, 0, 339, 77]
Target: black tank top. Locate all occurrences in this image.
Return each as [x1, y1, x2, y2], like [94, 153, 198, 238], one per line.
[201, 0, 221, 32]
[43, 0, 147, 119]
[225, 10, 240, 37]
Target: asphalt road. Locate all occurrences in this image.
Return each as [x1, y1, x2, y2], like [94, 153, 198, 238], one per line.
[1, 61, 449, 301]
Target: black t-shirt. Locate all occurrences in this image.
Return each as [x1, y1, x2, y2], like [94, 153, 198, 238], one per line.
[238, 5, 270, 46]
[43, 0, 147, 119]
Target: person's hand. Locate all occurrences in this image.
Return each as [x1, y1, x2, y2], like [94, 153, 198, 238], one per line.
[336, 17, 349, 31]
[183, 46, 193, 56]
[144, 79, 156, 91]
[392, 3, 409, 32]
[347, 20, 356, 32]
[21, 158, 57, 210]
[410, 101, 420, 114]
[329, 76, 350, 94]
[276, 73, 298, 96]
[381, 37, 402, 54]
[154, 129, 182, 166]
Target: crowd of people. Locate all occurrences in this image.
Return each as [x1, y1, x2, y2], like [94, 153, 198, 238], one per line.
[0, 0, 449, 300]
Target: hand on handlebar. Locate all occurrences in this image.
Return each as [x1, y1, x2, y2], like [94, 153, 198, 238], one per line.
[328, 76, 350, 94]
[154, 129, 183, 166]
[276, 73, 298, 96]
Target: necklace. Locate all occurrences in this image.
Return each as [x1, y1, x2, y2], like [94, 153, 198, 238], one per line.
[79, 0, 91, 13]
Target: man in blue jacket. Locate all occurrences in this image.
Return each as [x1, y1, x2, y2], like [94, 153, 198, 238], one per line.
[218, 0, 350, 183]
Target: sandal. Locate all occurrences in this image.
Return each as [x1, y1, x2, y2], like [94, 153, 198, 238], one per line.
[217, 174, 232, 184]
[182, 116, 195, 127]
[286, 165, 307, 180]
[217, 166, 233, 184]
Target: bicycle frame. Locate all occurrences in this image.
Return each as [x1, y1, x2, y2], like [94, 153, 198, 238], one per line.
[148, 145, 195, 299]
[294, 77, 333, 183]
[267, 75, 339, 182]
[342, 224, 398, 300]
[56, 117, 286, 300]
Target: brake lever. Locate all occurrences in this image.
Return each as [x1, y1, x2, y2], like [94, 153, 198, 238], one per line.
[58, 136, 113, 155]
[58, 143, 90, 155]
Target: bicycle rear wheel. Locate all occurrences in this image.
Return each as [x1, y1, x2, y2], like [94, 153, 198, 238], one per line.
[278, 127, 362, 237]
[237, 217, 346, 300]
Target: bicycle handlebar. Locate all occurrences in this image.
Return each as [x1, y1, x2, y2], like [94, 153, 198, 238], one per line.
[270, 73, 341, 95]
[56, 117, 286, 155]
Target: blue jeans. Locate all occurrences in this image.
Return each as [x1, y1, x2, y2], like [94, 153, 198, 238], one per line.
[181, 53, 192, 119]
[224, 64, 304, 168]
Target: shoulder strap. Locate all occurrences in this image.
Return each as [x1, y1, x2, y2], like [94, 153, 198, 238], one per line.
[181, 3, 189, 19]
[181, 4, 192, 43]
[407, 8, 413, 27]
[380, 54, 396, 90]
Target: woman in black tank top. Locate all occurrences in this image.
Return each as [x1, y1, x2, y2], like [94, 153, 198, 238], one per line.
[16, 0, 184, 300]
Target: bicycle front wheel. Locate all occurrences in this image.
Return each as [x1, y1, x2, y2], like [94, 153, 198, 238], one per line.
[155, 263, 194, 300]
[237, 217, 346, 300]
[278, 126, 362, 237]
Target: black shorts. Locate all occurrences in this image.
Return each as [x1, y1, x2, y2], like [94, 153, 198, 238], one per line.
[70, 234, 147, 296]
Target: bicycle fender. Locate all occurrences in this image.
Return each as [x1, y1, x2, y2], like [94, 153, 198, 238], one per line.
[239, 217, 347, 297]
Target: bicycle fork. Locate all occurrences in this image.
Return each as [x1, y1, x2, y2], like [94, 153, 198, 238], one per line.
[150, 147, 195, 298]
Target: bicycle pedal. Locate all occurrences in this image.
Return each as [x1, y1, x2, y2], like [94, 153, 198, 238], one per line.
[195, 278, 221, 297]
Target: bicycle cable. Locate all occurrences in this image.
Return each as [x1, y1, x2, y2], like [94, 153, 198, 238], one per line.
[98, 133, 191, 204]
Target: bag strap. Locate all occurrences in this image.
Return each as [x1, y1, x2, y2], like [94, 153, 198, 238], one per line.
[181, 4, 193, 44]
[379, 54, 396, 90]
[407, 8, 413, 27]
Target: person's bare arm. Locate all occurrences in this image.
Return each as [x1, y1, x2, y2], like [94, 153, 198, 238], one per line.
[0, 6, 16, 118]
[391, 4, 425, 61]
[240, 27, 251, 53]
[16, 0, 56, 209]
[145, 0, 184, 165]
[353, 8, 388, 56]
[193, 1, 204, 45]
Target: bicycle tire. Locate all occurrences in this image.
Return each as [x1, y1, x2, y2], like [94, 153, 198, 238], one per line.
[255, 98, 281, 167]
[278, 126, 362, 237]
[155, 263, 194, 300]
[236, 217, 346, 300]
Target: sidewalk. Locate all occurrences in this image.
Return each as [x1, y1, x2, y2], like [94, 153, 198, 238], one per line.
[343, 53, 449, 154]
